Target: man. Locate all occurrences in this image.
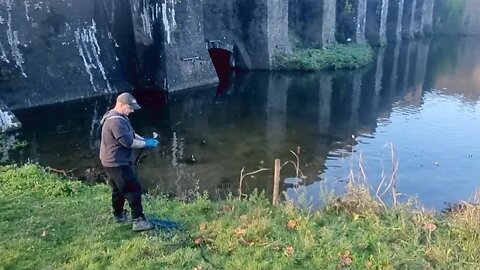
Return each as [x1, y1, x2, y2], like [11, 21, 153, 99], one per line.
[99, 92, 159, 232]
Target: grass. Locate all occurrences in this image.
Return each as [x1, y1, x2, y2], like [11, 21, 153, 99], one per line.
[1, 164, 479, 269]
[274, 44, 374, 71]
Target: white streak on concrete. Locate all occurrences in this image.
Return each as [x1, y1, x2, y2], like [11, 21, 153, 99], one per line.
[140, 1, 149, 37]
[6, 13, 27, 77]
[139, 1, 164, 41]
[0, 41, 9, 63]
[75, 29, 97, 92]
[162, 2, 171, 43]
[89, 20, 112, 92]
[24, 1, 31, 21]
[74, 20, 113, 93]
[170, 0, 176, 28]
[140, 0, 153, 40]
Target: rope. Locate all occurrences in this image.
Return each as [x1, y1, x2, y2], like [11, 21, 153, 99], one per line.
[147, 217, 184, 232]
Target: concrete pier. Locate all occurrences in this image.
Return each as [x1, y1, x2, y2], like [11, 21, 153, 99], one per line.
[413, 0, 434, 36]
[366, 0, 389, 46]
[131, 0, 218, 92]
[422, 0, 434, 35]
[386, 0, 404, 42]
[289, 0, 336, 48]
[234, 0, 291, 69]
[402, 0, 417, 39]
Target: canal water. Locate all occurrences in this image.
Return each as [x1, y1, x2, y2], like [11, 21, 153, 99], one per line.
[3, 37, 480, 210]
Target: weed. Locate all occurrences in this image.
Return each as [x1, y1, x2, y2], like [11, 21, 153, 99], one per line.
[274, 44, 373, 71]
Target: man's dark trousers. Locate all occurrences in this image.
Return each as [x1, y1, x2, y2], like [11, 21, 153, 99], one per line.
[103, 166, 144, 219]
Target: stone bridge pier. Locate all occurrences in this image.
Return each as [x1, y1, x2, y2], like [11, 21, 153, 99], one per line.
[130, 0, 218, 92]
[386, 0, 404, 42]
[365, 0, 389, 46]
[204, 0, 290, 70]
[414, 0, 434, 36]
[402, 0, 417, 39]
[234, 0, 291, 69]
[289, 0, 336, 48]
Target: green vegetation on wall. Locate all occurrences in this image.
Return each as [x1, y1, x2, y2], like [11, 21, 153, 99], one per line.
[274, 44, 373, 71]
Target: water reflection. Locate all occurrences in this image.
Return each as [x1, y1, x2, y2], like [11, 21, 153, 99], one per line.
[6, 37, 480, 209]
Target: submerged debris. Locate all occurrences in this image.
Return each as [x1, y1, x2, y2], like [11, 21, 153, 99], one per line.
[442, 201, 479, 214]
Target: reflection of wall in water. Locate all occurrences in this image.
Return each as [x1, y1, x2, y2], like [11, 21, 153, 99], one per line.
[433, 37, 480, 101]
[12, 96, 114, 169]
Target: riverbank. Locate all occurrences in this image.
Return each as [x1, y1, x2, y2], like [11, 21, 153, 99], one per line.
[274, 44, 374, 71]
[1, 164, 479, 269]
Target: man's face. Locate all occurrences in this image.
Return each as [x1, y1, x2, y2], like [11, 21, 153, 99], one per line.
[120, 103, 134, 116]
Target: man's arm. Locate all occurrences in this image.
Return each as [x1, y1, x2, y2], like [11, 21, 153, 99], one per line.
[110, 120, 146, 149]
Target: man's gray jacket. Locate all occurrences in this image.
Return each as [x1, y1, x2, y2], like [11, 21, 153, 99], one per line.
[99, 110, 140, 167]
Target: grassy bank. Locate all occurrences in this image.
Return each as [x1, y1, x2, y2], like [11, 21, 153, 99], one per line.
[274, 44, 374, 71]
[1, 164, 479, 269]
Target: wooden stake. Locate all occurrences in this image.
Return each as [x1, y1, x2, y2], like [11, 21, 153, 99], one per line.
[273, 159, 281, 205]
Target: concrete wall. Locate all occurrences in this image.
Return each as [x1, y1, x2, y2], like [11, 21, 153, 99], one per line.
[234, 0, 290, 69]
[203, 0, 235, 47]
[386, 0, 404, 42]
[204, 0, 290, 70]
[402, 0, 417, 39]
[0, 0, 457, 116]
[0, 0, 132, 110]
[130, 0, 217, 92]
[422, 0, 434, 34]
[432, 0, 480, 35]
[366, 0, 389, 45]
[289, 0, 336, 48]
[462, 0, 480, 35]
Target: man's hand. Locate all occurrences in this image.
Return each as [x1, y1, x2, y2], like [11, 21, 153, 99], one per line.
[144, 138, 159, 149]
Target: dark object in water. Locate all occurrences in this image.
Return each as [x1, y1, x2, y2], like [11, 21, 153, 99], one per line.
[188, 154, 197, 163]
[442, 201, 479, 214]
[181, 154, 197, 164]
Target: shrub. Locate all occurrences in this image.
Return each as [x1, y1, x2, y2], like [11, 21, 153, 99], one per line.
[274, 44, 373, 71]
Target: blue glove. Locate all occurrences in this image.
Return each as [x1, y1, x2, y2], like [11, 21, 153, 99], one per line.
[144, 138, 159, 149]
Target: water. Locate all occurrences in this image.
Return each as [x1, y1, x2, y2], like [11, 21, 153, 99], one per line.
[3, 37, 480, 210]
